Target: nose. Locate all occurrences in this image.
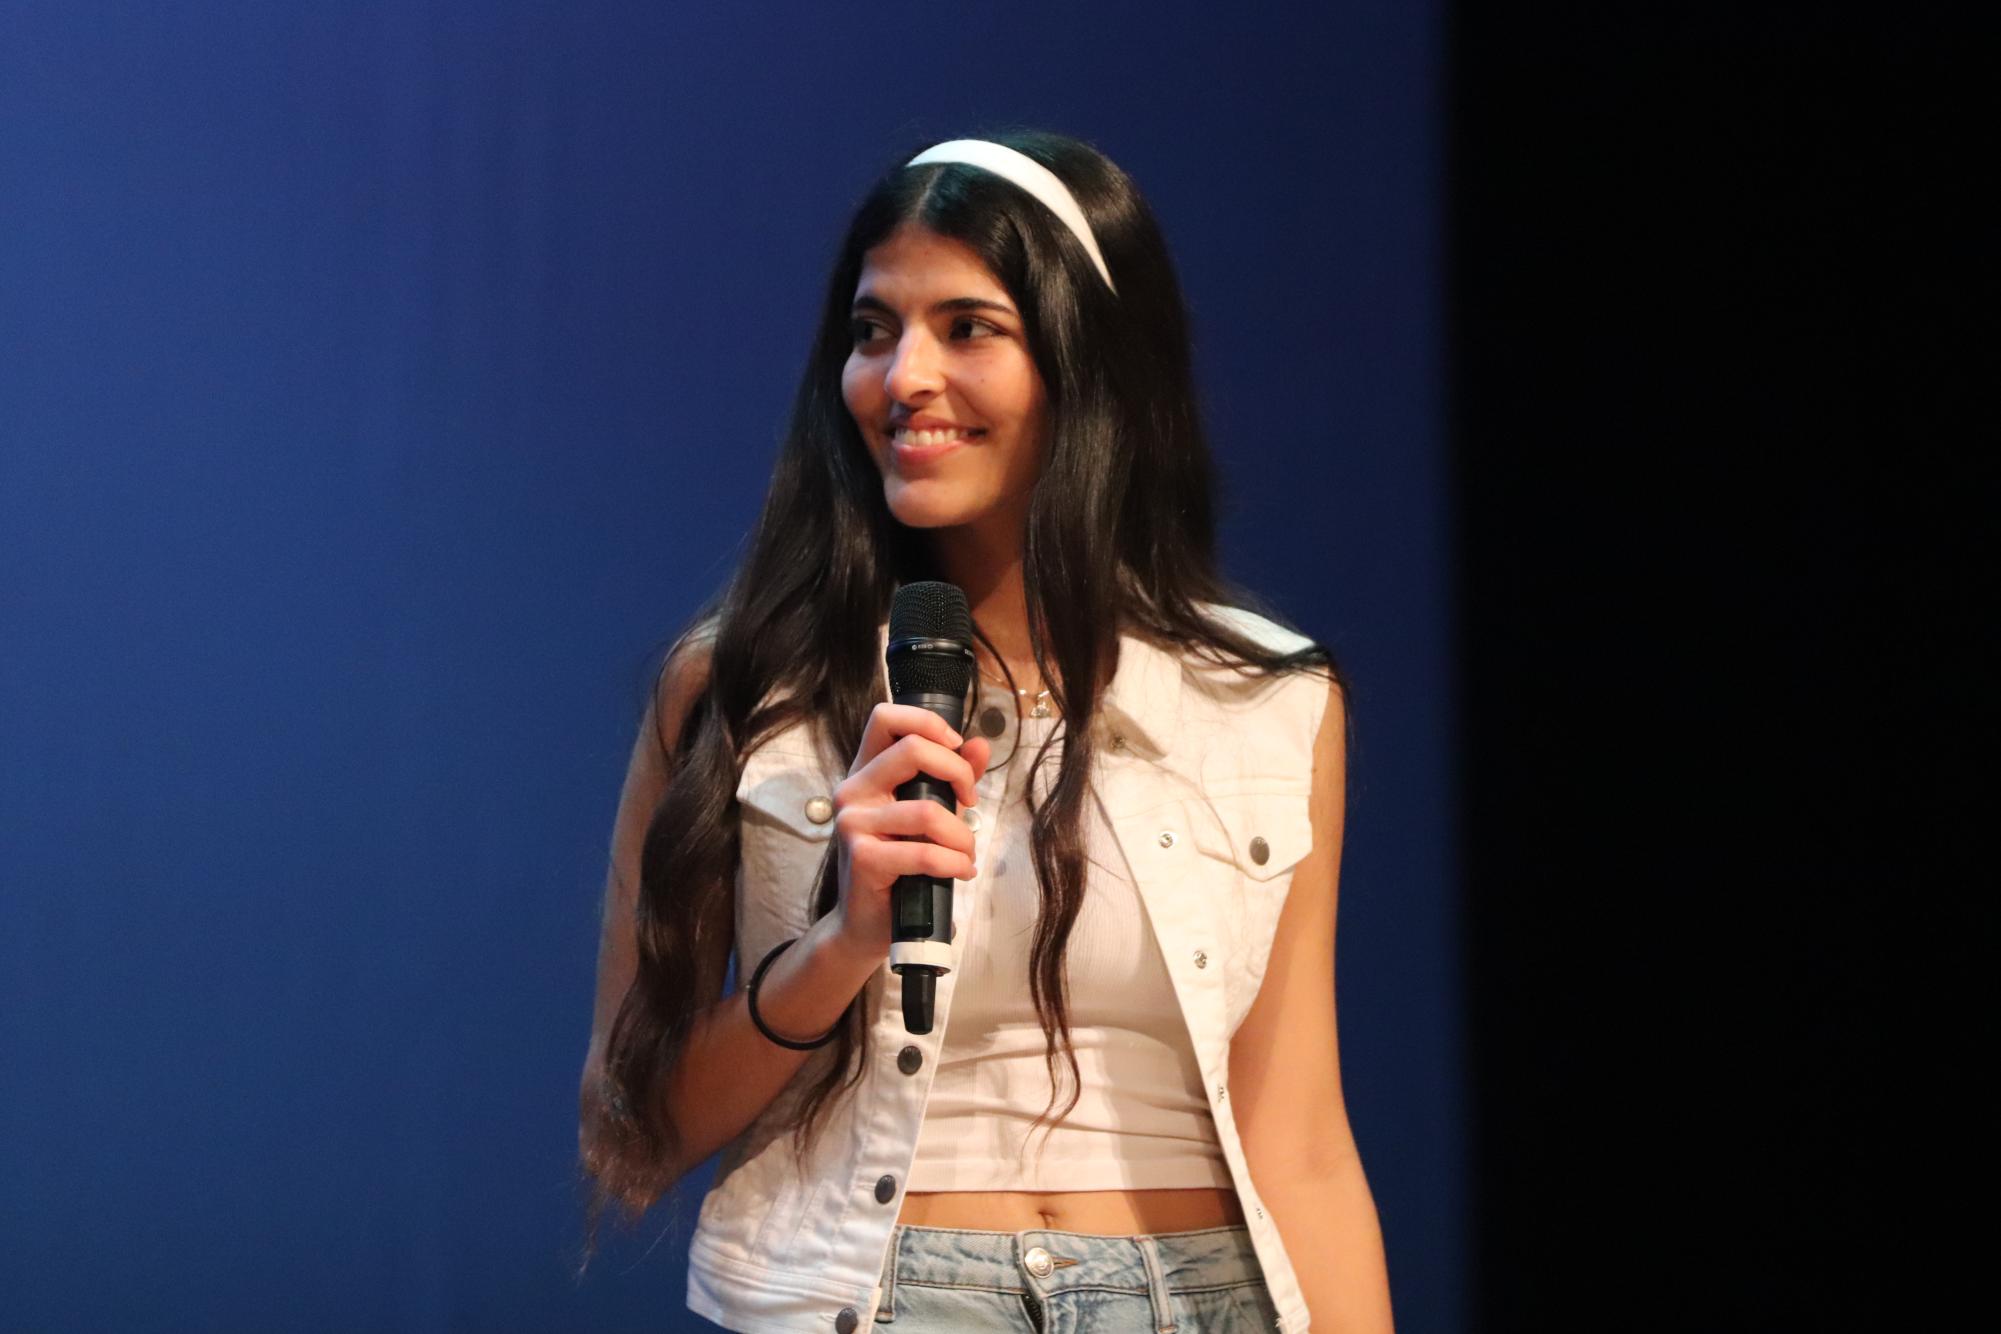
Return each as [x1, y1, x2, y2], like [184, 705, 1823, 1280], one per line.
[883, 327, 944, 404]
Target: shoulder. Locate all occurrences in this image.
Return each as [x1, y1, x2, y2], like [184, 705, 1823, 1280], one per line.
[648, 620, 719, 755]
[658, 625, 716, 705]
[1193, 601, 1318, 657]
[1178, 601, 1330, 717]
[1153, 602, 1339, 782]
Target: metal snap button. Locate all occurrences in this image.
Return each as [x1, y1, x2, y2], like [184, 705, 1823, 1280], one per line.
[897, 1045, 922, 1075]
[979, 706, 1008, 738]
[963, 806, 982, 832]
[804, 795, 834, 825]
[1157, 830, 1176, 848]
[1023, 1245, 1054, 1277]
[874, 1174, 896, 1204]
[1193, 949, 1208, 969]
[835, 1307, 858, 1333]
[1249, 835, 1270, 865]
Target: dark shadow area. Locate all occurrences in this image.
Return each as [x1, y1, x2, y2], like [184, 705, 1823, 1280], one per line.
[1449, 6, 1971, 1329]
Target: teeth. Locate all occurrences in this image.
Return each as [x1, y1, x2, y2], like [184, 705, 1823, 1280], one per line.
[893, 427, 980, 446]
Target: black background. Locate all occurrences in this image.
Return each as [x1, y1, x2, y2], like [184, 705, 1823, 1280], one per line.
[1451, 6, 1971, 1328]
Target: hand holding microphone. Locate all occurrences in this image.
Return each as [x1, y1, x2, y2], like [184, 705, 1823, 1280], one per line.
[826, 582, 987, 1033]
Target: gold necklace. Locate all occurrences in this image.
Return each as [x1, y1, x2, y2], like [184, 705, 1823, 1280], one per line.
[978, 666, 1054, 719]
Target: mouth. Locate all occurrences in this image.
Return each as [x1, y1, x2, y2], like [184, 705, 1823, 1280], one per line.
[889, 425, 985, 465]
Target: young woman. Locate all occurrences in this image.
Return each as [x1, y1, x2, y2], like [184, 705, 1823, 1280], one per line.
[579, 131, 1393, 1332]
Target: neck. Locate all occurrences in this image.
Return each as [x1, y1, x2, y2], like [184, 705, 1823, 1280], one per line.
[927, 518, 1042, 686]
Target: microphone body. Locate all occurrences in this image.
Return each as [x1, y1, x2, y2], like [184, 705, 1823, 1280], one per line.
[884, 584, 976, 1034]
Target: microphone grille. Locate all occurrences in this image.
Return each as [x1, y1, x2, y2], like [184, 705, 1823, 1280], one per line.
[888, 582, 974, 701]
[890, 581, 971, 644]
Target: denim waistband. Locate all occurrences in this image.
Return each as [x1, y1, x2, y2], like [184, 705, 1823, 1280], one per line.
[878, 1221, 1264, 1325]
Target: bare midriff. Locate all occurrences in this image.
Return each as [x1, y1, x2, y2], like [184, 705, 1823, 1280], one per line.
[896, 1187, 1245, 1234]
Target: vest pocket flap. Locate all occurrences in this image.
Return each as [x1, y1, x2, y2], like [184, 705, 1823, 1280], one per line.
[1188, 789, 1314, 882]
[736, 754, 839, 841]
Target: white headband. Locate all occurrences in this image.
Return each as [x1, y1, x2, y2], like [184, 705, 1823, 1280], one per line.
[905, 139, 1117, 295]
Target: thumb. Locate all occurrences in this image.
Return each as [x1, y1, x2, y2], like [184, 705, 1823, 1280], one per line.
[960, 733, 994, 782]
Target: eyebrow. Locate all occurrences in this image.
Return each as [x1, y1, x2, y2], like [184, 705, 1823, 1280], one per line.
[850, 294, 1018, 319]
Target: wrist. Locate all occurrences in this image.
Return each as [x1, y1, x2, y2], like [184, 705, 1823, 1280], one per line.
[804, 911, 885, 986]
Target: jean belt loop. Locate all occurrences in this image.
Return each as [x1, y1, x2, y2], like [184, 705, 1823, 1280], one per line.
[874, 1224, 899, 1323]
[1134, 1233, 1179, 1334]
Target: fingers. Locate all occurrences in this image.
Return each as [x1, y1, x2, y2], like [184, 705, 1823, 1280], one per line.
[960, 733, 992, 784]
[841, 806, 981, 882]
[857, 704, 964, 771]
[857, 733, 982, 809]
[839, 799, 977, 858]
[858, 840, 980, 882]
[844, 704, 992, 815]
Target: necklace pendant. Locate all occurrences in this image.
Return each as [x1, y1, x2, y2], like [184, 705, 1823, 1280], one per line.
[1030, 695, 1052, 719]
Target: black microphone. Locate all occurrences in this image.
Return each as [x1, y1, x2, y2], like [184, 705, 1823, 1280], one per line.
[885, 581, 975, 1034]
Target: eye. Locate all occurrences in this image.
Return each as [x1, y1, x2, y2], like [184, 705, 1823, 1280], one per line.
[952, 317, 1002, 340]
[849, 317, 889, 346]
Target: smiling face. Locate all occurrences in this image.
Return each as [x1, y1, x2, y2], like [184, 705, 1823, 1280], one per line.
[841, 223, 1049, 538]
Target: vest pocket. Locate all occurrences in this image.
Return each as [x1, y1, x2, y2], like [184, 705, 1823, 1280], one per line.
[1185, 789, 1315, 1032]
[735, 749, 841, 952]
[736, 749, 841, 842]
[1186, 788, 1314, 880]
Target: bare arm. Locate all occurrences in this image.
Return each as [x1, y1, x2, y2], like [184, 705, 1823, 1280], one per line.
[576, 642, 884, 1188]
[1227, 679, 1394, 1332]
[577, 647, 992, 1191]
[637, 913, 886, 1184]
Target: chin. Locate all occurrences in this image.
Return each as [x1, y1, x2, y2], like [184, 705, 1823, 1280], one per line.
[883, 481, 985, 530]
[886, 499, 975, 530]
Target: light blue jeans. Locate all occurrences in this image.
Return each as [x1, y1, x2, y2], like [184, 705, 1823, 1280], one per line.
[872, 1223, 1282, 1332]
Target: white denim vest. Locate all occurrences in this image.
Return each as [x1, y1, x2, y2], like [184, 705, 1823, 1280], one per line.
[688, 605, 1329, 1334]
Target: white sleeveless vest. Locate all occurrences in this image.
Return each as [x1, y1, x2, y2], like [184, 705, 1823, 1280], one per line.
[690, 604, 1330, 1334]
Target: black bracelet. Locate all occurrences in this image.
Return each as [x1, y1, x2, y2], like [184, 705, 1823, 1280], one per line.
[747, 937, 841, 1050]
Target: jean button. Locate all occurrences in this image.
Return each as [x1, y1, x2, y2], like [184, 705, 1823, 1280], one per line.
[897, 1045, 923, 1075]
[874, 1173, 897, 1204]
[835, 1307, 858, 1333]
[1023, 1245, 1054, 1278]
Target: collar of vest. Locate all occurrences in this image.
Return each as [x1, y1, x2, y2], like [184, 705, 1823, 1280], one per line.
[1099, 630, 1181, 757]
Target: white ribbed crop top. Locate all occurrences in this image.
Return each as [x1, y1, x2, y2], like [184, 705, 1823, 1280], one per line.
[904, 704, 1231, 1192]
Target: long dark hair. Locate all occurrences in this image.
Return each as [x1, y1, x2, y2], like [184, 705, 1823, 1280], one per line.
[577, 127, 1349, 1266]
